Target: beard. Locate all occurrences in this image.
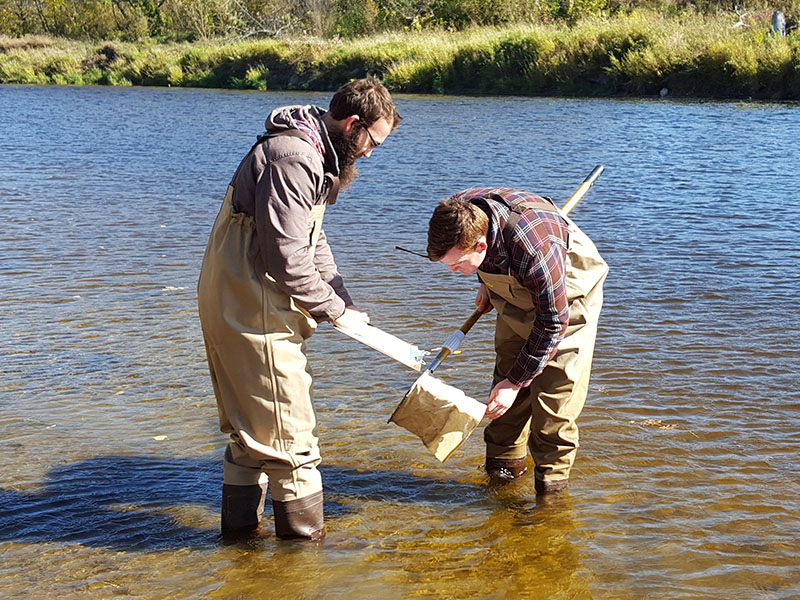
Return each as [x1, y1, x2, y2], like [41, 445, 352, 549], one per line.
[329, 128, 360, 189]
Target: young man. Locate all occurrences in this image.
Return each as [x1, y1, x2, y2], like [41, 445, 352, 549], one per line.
[198, 78, 401, 540]
[427, 188, 608, 493]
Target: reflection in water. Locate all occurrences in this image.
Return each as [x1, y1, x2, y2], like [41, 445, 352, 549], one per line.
[1, 86, 799, 599]
[365, 490, 588, 600]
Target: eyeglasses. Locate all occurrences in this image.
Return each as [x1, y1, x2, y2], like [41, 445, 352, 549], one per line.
[361, 123, 381, 150]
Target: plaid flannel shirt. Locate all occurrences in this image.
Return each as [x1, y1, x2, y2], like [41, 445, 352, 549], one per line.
[451, 187, 570, 387]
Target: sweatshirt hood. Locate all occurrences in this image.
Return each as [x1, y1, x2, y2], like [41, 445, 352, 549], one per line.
[265, 105, 326, 154]
[264, 104, 338, 176]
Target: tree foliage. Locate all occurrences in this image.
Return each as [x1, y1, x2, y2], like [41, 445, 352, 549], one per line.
[0, 0, 798, 39]
[3, 11, 799, 99]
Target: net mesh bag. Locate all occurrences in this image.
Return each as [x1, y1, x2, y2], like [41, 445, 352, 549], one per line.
[389, 371, 486, 462]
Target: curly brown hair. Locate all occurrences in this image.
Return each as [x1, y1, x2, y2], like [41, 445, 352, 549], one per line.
[427, 197, 489, 261]
[329, 77, 402, 129]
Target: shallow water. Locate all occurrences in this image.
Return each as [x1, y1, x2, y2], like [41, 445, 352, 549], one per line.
[1, 85, 799, 599]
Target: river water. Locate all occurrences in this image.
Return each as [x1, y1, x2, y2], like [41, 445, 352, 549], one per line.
[1, 85, 799, 599]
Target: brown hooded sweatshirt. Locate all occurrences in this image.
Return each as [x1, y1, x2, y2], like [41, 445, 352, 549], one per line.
[228, 104, 352, 323]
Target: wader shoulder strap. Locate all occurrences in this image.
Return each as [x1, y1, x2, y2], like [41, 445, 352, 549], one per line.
[500, 196, 561, 247]
[320, 172, 340, 206]
[493, 195, 567, 275]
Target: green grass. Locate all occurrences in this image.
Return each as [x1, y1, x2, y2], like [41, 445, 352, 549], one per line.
[2, 11, 799, 99]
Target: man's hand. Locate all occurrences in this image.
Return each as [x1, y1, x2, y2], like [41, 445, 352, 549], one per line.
[475, 284, 494, 314]
[333, 306, 370, 331]
[484, 378, 521, 420]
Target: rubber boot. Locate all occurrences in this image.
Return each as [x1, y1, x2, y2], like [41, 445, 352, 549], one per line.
[534, 478, 569, 494]
[221, 483, 267, 536]
[272, 490, 325, 541]
[485, 457, 528, 483]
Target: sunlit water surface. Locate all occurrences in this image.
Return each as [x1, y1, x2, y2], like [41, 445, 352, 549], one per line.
[1, 85, 799, 599]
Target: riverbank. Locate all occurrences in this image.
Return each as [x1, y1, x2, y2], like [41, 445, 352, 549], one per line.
[1, 11, 798, 99]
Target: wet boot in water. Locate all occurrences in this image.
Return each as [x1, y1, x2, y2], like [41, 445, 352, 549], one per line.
[485, 457, 528, 483]
[221, 483, 267, 538]
[533, 464, 569, 494]
[534, 477, 569, 494]
[272, 490, 325, 541]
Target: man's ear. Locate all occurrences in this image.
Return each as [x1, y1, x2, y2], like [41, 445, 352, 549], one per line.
[340, 114, 360, 134]
[475, 237, 488, 253]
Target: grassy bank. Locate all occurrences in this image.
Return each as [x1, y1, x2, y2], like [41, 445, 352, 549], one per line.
[2, 12, 799, 99]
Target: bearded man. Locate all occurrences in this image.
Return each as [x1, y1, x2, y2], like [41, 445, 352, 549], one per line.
[198, 78, 401, 540]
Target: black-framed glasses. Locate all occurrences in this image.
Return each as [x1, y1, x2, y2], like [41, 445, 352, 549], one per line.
[361, 123, 380, 150]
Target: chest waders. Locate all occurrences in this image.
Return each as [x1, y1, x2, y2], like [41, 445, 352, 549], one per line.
[197, 132, 337, 539]
[478, 198, 608, 492]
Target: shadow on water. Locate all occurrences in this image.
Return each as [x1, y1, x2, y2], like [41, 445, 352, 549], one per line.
[0, 455, 221, 551]
[0, 454, 523, 552]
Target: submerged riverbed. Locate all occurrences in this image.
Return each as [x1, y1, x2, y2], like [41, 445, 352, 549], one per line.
[1, 85, 799, 599]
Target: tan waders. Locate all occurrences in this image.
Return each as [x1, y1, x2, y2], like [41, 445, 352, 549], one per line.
[479, 210, 608, 492]
[199, 186, 331, 539]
